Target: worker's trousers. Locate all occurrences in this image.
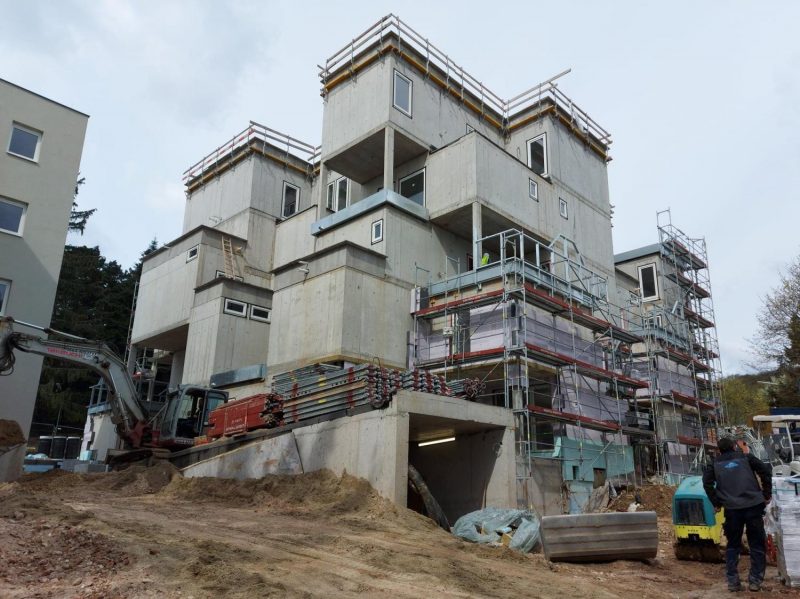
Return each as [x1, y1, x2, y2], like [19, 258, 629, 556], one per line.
[723, 503, 766, 585]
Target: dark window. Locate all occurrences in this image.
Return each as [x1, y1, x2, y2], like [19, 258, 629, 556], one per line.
[371, 219, 383, 244]
[0, 198, 25, 234]
[0, 279, 9, 315]
[399, 169, 425, 206]
[8, 125, 40, 160]
[282, 182, 299, 217]
[250, 305, 271, 323]
[674, 499, 707, 526]
[638, 264, 658, 300]
[527, 134, 547, 175]
[336, 178, 348, 211]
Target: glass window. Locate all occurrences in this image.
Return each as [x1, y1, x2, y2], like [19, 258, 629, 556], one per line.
[336, 177, 348, 211]
[371, 219, 383, 244]
[638, 264, 659, 301]
[399, 169, 425, 206]
[0, 279, 10, 315]
[249, 305, 271, 323]
[326, 182, 335, 210]
[223, 298, 247, 316]
[528, 179, 538, 200]
[393, 70, 412, 116]
[559, 198, 568, 219]
[186, 246, 198, 262]
[527, 133, 547, 176]
[282, 182, 299, 218]
[8, 124, 41, 161]
[0, 198, 26, 235]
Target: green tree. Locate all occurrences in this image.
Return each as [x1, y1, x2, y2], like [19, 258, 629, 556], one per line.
[767, 313, 800, 408]
[751, 256, 800, 366]
[721, 374, 770, 425]
[68, 176, 96, 235]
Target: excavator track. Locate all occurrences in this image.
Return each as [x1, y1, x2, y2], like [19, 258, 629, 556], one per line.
[674, 541, 723, 563]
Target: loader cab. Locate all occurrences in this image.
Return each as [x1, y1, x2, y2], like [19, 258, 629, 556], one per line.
[159, 386, 228, 448]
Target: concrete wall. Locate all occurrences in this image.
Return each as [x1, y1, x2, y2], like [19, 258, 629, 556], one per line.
[0, 80, 87, 464]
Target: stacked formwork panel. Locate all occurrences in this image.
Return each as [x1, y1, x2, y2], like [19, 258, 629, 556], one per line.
[413, 229, 654, 512]
[628, 215, 723, 480]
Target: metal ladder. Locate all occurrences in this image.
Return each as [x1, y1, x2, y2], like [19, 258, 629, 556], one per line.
[222, 236, 237, 279]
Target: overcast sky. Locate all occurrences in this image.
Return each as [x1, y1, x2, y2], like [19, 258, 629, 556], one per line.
[2, 1, 799, 374]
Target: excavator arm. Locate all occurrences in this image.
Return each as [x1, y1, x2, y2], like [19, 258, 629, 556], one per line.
[0, 316, 149, 448]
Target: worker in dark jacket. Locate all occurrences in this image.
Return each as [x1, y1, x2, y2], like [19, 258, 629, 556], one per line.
[703, 436, 773, 592]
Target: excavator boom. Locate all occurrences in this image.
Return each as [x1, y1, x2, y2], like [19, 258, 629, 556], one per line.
[0, 316, 148, 447]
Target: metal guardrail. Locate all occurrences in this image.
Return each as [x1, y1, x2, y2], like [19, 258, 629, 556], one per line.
[319, 14, 612, 145]
[183, 121, 321, 184]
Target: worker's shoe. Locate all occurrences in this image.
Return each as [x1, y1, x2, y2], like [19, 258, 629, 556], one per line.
[748, 582, 761, 592]
[727, 581, 742, 592]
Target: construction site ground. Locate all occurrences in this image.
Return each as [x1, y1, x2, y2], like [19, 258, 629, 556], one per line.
[1, 466, 798, 599]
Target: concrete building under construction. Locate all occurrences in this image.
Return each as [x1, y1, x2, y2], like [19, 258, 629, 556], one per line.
[116, 15, 723, 516]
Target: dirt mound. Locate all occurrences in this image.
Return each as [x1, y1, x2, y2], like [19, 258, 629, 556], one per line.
[608, 484, 675, 517]
[0, 419, 25, 446]
[18, 461, 181, 497]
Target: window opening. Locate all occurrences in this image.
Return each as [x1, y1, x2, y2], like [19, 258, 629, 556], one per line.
[638, 263, 659, 301]
[336, 177, 349, 211]
[0, 197, 26, 235]
[527, 133, 547, 176]
[186, 246, 199, 262]
[393, 70, 412, 116]
[0, 279, 10, 315]
[371, 219, 384, 244]
[223, 298, 247, 317]
[559, 198, 568, 219]
[8, 123, 41, 161]
[528, 179, 538, 201]
[399, 169, 425, 206]
[250, 305, 271, 323]
[282, 182, 299, 218]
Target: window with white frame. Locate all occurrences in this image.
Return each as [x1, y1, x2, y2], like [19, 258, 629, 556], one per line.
[528, 179, 538, 201]
[0, 197, 26, 235]
[526, 133, 547, 176]
[638, 263, 659, 301]
[0, 279, 10, 315]
[186, 245, 198, 262]
[223, 298, 247, 317]
[249, 305, 271, 323]
[7, 123, 41, 161]
[371, 219, 384, 244]
[393, 70, 412, 117]
[399, 169, 425, 206]
[282, 182, 299, 218]
[644, 313, 663, 329]
[559, 198, 568, 219]
[326, 177, 350, 212]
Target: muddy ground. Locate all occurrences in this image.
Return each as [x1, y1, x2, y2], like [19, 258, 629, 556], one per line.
[1, 465, 798, 599]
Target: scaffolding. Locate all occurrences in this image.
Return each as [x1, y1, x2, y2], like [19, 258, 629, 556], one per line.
[412, 229, 653, 512]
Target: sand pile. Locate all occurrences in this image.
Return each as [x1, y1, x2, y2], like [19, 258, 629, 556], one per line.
[608, 484, 675, 517]
[0, 419, 25, 446]
[18, 461, 181, 497]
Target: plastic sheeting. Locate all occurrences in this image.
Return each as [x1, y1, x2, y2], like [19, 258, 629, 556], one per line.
[452, 507, 541, 553]
[772, 476, 800, 587]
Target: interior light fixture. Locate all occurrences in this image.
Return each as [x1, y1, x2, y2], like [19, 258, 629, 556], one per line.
[418, 436, 456, 447]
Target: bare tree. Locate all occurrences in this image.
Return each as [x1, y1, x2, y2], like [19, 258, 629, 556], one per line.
[751, 256, 800, 365]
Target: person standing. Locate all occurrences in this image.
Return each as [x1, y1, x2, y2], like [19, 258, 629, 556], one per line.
[703, 436, 773, 592]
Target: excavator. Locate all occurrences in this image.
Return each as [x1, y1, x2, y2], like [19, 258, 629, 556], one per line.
[0, 316, 227, 463]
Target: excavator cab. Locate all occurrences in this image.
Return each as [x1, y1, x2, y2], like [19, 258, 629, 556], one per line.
[159, 386, 228, 448]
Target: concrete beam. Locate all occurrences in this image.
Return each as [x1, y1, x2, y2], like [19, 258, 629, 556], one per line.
[383, 126, 395, 192]
[317, 161, 328, 218]
[472, 201, 482, 270]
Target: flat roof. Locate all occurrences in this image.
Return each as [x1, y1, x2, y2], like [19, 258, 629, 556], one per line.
[614, 243, 661, 265]
[0, 78, 89, 118]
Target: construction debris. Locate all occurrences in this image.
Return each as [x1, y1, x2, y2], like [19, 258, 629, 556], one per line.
[452, 507, 541, 553]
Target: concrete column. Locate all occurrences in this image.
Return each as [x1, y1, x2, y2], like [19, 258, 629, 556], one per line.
[472, 201, 482, 270]
[317, 161, 328, 218]
[383, 127, 395, 192]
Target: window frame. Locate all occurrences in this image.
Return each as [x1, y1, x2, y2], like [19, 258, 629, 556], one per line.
[281, 181, 300, 218]
[7, 122, 42, 162]
[526, 133, 548, 177]
[528, 179, 538, 201]
[392, 70, 413, 117]
[186, 245, 199, 262]
[398, 168, 425, 207]
[0, 197, 27, 236]
[637, 263, 659, 301]
[559, 198, 568, 219]
[0, 279, 10, 315]
[249, 304, 271, 323]
[223, 298, 248, 317]
[371, 218, 384, 244]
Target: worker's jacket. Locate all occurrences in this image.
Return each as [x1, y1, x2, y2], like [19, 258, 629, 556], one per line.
[702, 450, 772, 510]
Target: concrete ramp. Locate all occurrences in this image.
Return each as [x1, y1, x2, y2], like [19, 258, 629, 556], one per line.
[540, 511, 658, 562]
[181, 432, 302, 480]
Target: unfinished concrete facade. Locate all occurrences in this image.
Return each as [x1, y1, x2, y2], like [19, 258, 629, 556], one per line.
[126, 15, 722, 513]
[0, 79, 88, 478]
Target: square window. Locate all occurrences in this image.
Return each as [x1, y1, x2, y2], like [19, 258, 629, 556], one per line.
[393, 70, 412, 117]
[527, 133, 547, 176]
[282, 182, 299, 218]
[0, 279, 10, 315]
[399, 169, 425, 206]
[638, 263, 659, 301]
[186, 245, 199, 262]
[249, 305, 271, 323]
[0, 197, 26, 235]
[371, 219, 384, 244]
[223, 298, 247, 317]
[528, 179, 538, 201]
[559, 198, 568, 219]
[8, 123, 41, 161]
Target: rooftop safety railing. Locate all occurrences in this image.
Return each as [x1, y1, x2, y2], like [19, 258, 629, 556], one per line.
[319, 14, 612, 146]
[183, 121, 321, 184]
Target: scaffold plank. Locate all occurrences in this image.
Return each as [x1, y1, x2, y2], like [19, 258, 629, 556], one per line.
[528, 405, 620, 432]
